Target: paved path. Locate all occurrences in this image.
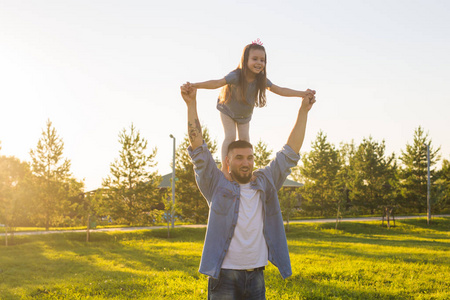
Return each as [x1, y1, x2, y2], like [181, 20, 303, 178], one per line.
[1, 215, 449, 236]
[289, 214, 450, 223]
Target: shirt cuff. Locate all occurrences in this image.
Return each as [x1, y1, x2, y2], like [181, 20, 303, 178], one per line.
[281, 144, 301, 162]
[187, 141, 208, 158]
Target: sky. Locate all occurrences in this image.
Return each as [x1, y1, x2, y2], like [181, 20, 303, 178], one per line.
[1, 0, 449, 191]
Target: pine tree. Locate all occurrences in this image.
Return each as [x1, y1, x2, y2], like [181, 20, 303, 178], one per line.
[30, 120, 78, 230]
[254, 139, 273, 169]
[300, 131, 341, 216]
[348, 137, 398, 215]
[434, 158, 450, 212]
[400, 127, 440, 213]
[336, 141, 357, 214]
[102, 124, 160, 225]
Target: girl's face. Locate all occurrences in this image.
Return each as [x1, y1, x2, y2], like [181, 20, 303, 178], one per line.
[246, 48, 266, 75]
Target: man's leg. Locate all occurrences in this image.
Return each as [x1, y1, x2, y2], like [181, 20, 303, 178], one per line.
[243, 269, 265, 300]
[208, 269, 241, 299]
[208, 269, 265, 300]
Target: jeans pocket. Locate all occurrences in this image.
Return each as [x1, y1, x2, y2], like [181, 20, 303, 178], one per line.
[208, 276, 222, 292]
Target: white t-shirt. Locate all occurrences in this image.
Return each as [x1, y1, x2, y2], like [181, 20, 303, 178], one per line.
[221, 183, 268, 269]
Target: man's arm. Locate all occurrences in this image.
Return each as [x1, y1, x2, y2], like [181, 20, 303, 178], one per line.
[180, 85, 203, 150]
[286, 95, 316, 153]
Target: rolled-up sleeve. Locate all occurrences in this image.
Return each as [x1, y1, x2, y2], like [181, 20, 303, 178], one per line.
[263, 144, 300, 190]
[188, 142, 222, 203]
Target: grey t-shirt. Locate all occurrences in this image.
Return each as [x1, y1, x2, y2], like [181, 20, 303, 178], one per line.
[216, 69, 273, 124]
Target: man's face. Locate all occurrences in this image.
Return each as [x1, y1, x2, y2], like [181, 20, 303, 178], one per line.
[226, 147, 254, 184]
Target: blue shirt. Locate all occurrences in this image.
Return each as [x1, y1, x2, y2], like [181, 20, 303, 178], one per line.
[188, 142, 299, 279]
[216, 69, 273, 124]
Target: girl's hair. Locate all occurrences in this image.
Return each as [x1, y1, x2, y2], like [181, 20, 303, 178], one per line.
[220, 43, 267, 108]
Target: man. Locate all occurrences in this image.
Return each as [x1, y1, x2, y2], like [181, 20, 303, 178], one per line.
[180, 85, 315, 299]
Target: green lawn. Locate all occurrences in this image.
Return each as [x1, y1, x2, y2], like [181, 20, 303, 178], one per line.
[1, 218, 449, 299]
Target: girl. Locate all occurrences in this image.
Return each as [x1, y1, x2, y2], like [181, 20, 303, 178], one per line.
[183, 41, 315, 179]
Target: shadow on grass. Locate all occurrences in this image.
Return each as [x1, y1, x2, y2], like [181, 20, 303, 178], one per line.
[268, 273, 410, 300]
[287, 218, 450, 247]
[286, 219, 450, 267]
[0, 228, 206, 299]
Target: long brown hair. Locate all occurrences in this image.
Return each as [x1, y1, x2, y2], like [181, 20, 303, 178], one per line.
[220, 44, 268, 108]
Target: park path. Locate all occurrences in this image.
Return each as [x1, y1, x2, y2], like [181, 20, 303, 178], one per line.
[1, 215, 449, 237]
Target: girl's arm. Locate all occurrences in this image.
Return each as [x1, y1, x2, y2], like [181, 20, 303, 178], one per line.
[188, 78, 227, 90]
[268, 84, 315, 98]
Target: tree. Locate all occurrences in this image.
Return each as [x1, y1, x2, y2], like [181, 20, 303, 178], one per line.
[175, 126, 217, 224]
[79, 189, 105, 242]
[254, 139, 273, 169]
[278, 188, 300, 232]
[30, 119, 81, 230]
[434, 158, 450, 212]
[335, 141, 356, 216]
[399, 127, 440, 213]
[0, 156, 34, 245]
[102, 123, 160, 225]
[161, 191, 180, 238]
[348, 137, 398, 216]
[299, 131, 341, 216]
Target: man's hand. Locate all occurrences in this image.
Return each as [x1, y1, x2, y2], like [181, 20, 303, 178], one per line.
[301, 94, 316, 113]
[180, 83, 197, 106]
[287, 93, 316, 153]
[181, 83, 202, 150]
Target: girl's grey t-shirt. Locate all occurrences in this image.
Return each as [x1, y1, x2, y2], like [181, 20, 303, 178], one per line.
[216, 69, 272, 124]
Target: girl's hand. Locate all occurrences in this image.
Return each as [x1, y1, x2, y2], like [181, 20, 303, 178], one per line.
[181, 82, 192, 91]
[306, 89, 316, 96]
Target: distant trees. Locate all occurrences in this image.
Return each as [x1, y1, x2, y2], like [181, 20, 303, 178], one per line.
[102, 124, 160, 225]
[290, 126, 447, 218]
[0, 156, 33, 244]
[1, 122, 450, 231]
[29, 120, 83, 230]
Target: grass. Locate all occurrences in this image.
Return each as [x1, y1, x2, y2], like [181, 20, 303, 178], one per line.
[3, 221, 192, 233]
[0, 218, 449, 299]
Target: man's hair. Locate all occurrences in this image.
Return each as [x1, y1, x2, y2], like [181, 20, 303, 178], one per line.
[227, 140, 253, 155]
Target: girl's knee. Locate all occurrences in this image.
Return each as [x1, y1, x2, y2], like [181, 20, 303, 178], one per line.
[223, 135, 236, 144]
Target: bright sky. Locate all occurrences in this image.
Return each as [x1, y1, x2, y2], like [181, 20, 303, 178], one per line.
[1, 0, 449, 191]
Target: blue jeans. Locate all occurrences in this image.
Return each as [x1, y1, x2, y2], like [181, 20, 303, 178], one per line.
[208, 268, 266, 300]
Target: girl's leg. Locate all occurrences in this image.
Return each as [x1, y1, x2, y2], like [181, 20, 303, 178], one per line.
[236, 122, 250, 142]
[220, 113, 237, 176]
[237, 122, 256, 181]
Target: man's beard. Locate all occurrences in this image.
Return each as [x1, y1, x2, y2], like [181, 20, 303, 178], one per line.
[230, 168, 252, 184]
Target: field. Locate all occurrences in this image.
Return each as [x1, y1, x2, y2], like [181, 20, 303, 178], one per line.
[0, 218, 449, 299]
